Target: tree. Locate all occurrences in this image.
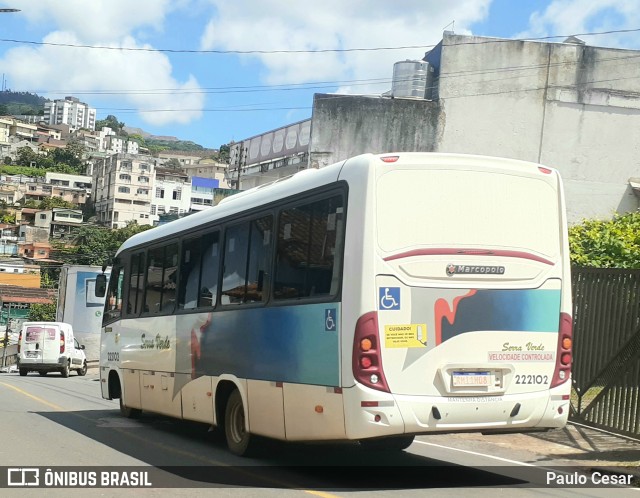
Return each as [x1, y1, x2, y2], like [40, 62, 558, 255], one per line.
[218, 144, 230, 163]
[164, 158, 182, 170]
[52, 222, 153, 265]
[50, 142, 86, 173]
[16, 146, 40, 167]
[28, 302, 57, 322]
[569, 212, 640, 268]
[38, 197, 75, 210]
[95, 114, 125, 135]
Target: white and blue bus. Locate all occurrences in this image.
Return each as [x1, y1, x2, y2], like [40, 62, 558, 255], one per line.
[99, 152, 573, 456]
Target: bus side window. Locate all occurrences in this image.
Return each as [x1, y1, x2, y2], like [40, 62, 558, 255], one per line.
[178, 237, 203, 310]
[221, 223, 250, 304]
[199, 231, 221, 308]
[274, 195, 344, 300]
[144, 243, 178, 314]
[274, 204, 311, 299]
[127, 252, 145, 316]
[246, 216, 273, 303]
[104, 265, 124, 323]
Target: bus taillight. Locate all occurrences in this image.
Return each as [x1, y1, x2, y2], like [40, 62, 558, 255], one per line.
[17, 332, 21, 353]
[60, 330, 65, 354]
[353, 311, 390, 393]
[551, 312, 573, 388]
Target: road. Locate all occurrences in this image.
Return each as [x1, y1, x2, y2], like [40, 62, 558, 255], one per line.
[0, 369, 635, 497]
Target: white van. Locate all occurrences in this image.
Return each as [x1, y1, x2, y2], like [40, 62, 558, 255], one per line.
[17, 322, 87, 377]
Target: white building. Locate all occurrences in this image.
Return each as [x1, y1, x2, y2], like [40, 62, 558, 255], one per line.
[92, 153, 154, 228]
[233, 34, 640, 223]
[44, 96, 96, 132]
[104, 135, 139, 155]
[151, 167, 191, 223]
[45, 172, 92, 195]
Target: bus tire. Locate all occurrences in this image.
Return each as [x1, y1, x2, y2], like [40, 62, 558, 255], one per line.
[224, 389, 253, 456]
[19, 368, 27, 376]
[60, 361, 70, 378]
[359, 435, 415, 451]
[77, 361, 87, 376]
[39, 371, 48, 377]
[119, 395, 142, 419]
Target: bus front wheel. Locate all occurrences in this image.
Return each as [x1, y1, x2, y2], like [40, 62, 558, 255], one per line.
[359, 435, 415, 451]
[224, 389, 253, 456]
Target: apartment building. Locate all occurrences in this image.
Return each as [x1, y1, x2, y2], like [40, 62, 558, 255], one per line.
[92, 153, 155, 228]
[21, 181, 88, 206]
[181, 158, 230, 188]
[104, 135, 139, 155]
[45, 172, 92, 194]
[44, 96, 96, 132]
[0, 117, 12, 144]
[151, 167, 191, 223]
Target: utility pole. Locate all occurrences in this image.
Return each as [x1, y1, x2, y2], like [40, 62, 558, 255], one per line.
[235, 146, 247, 191]
[1, 301, 11, 368]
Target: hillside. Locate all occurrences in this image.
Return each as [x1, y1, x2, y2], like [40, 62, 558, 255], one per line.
[0, 90, 48, 115]
[1, 91, 213, 152]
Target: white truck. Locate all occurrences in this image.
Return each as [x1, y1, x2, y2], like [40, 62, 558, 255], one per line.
[56, 265, 110, 361]
[17, 322, 87, 377]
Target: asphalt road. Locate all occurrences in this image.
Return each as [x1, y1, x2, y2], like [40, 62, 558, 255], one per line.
[0, 370, 635, 497]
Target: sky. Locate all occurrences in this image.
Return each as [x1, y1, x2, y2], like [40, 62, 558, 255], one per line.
[0, 0, 639, 150]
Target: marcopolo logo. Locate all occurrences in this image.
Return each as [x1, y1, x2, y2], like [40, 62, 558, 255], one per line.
[446, 264, 505, 276]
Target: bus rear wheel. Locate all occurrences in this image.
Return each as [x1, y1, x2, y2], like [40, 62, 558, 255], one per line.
[224, 389, 253, 456]
[119, 395, 142, 419]
[359, 435, 415, 451]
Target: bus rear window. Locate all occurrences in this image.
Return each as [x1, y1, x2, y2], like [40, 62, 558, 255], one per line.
[376, 169, 560, 257]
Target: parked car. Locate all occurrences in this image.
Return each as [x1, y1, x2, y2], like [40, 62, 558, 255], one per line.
[17, 322, 87, 377]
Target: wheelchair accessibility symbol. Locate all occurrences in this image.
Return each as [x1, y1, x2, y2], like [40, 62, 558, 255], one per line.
[379, 287, 401, 310]
[325, 308, 337, 331]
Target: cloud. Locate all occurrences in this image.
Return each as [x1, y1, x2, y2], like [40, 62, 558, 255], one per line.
[0, 0, 203, 126]
[200, 0, 492, 92]
[1, 31, 204, 126]
[11, 0, 178, 41]
[520, 0, 640, 49]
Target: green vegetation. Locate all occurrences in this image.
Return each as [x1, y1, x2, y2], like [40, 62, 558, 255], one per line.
[27, 302, 57, 322]
[95, 114, 126, 135]
[2, 143, 86, 175]
[51, 222, 153, 265]
[0, 90, 48, 116]
[569, 212, 640, 268]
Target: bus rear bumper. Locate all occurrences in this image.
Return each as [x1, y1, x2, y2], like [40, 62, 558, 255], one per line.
[395, 387, 570, 434]
[344, 383, 570, 440]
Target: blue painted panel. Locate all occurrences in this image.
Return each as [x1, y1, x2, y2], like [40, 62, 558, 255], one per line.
[196, 303, 340, 386]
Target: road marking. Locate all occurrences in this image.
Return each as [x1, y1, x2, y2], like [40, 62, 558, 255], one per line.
[304, 490, 342, 498]
[414, 439, 539, 466]
[0, 382, 64, 411]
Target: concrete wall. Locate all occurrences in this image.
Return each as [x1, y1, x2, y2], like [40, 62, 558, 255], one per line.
[436, 34, 640, 222]
[309, 94, 439, 168]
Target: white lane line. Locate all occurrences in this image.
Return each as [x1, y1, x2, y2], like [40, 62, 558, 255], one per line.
[413, 440, 537, 466]
[413, 440, 640, 492]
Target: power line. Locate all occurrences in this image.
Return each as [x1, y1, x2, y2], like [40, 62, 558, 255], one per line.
[1, 27, 639, 54]
[22, 49, 640, 100]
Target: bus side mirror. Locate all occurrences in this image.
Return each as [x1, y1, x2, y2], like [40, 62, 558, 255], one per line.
[95, 274, 107, 298]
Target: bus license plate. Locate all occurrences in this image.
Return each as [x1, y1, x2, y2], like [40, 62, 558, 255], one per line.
[25, 351, 38, 358]
[452, 371, 491, 387]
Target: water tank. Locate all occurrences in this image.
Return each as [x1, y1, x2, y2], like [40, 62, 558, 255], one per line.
[391, 60, 433, 99]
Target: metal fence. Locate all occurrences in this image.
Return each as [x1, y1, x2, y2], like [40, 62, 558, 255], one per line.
[570, 267, 640, 438]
